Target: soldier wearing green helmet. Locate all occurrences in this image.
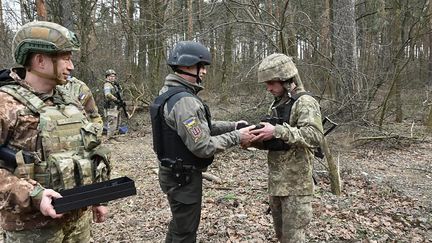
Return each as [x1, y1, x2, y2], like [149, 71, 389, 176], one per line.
[248, 53, 324, 242]
[0, 21, 110, 243]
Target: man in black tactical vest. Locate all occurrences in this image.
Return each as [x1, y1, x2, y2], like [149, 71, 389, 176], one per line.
[150, 41, 254, 242]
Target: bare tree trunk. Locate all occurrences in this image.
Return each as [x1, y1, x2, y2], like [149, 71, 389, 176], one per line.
[60, 0, 73, 30]
[0, 0, 4, 33]
[220, 24, 233, 103]
[429, 5, 432, 87]
[147, 1, 166, 95]
[75, 0, 96, 83]
[319, 0, 333, 97]
[426, 0, 432, 128]
[138, 0, 148, 84]
[322, 138, 341, 195]
[36, 0, 47, 21]
[187, 0, 193, 39]
[331, 0, 358, 97]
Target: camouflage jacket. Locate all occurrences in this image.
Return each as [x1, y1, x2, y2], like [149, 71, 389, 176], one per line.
[61, 77, 103, 132]
[0, 69, 92, 230]
[103, 80, 120, 108]
[267, 89, 323, 196]
[160, 74, 240, 159]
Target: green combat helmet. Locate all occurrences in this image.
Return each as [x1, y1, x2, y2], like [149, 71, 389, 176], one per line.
[257, 53, 301, 85]
[105, 69, 117, 77]
[12, 21, 80, 66]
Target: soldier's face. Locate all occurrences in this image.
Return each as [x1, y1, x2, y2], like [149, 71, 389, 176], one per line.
[55, 52, 74, 82]
[265, 80, 285, 97]
[107, 74, 116, 81]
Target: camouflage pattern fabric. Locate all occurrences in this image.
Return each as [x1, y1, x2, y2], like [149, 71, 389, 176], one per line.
[266, 93, 323, 196]
[61, 77, 103, 129]
[160, 74, 240, 158]
[12, 21, 80, 65]
[103, 81, 118, 104]
[263, 56, 323, 196]
[104, 107, 120, 137]
[3, 209, 91, 243]
[269, 195, 313, 243]
[258, 53, 323, 242]
[0, 70, 107, 231]
[103, 81, 120, 137]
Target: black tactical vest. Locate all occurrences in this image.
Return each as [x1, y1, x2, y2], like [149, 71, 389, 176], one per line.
[264, 92, 310, 151]
[150, 86, 214, 168]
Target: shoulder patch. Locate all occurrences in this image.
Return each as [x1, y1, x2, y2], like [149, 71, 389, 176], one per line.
[183, 117, 202, 142]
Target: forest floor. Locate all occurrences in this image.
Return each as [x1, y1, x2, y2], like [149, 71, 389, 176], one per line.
[91, 109, 432, 243]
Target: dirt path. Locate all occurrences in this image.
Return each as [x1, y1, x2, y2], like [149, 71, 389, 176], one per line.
[91, 120, 432, 242]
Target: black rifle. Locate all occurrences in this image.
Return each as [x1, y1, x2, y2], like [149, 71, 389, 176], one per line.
[113, 82, 129, 119]
[0, 146, 34, 168]
[314, 116, 338, 159]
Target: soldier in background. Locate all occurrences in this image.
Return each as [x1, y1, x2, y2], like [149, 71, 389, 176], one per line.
[249, 53, 324, 242]
[0, 21, 110, 242]
[103, 69, 122, 138]
[61, 76, 103, 136]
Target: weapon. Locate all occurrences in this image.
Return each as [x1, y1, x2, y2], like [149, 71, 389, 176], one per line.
[113, 82, 129, 119]
[52, 176, 137, 213]
[160, 158, 193, 187]
[0, 146, 34, 168]
[314, 116, 338, 159]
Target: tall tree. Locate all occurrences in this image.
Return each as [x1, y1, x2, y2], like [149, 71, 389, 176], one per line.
[36, 0, 47, 20]
[331, 0, 358, 98]
[187, 0, 193, 39]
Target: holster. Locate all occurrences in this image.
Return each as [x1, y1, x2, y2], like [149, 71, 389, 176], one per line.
[161, 158, 193, 187]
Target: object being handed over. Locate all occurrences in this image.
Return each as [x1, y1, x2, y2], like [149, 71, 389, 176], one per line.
[250, 122, 274, 142]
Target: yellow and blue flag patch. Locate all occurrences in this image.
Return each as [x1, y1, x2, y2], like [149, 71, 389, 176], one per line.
[183, 117, 202, 142]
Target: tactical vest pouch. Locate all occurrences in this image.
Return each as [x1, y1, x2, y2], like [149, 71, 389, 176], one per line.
[13, 151, 34, 179]
[90, 145, 111, 183]
[74, 157, 93, 186]
[48, 152, 77, 191]
[34, 162, 50, 188]
[81, 123, 101, 151]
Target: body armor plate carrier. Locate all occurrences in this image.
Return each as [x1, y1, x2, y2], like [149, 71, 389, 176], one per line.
[150, 86, 213, 169]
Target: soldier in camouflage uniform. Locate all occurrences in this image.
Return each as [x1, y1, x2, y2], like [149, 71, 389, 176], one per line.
[150, 41, 255, 243]
[103, 69, 122, 138]
[250, 53, 324, 242]
[0, 21, 110, 243]
[61, 76, 103, 134]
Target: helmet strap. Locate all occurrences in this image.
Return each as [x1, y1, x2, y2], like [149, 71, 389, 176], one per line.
[174, 67, 202, 84]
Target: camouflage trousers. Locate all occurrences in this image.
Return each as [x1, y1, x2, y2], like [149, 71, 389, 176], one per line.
[104, 107, 120, 138]
[3, 210, 91, 243]
[269, 195, 313, 243]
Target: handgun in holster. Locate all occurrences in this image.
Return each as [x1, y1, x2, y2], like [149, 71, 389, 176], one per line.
[161, 158, 192, 187]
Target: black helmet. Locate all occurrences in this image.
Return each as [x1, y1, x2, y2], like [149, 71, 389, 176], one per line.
[167, 41, 211, 67]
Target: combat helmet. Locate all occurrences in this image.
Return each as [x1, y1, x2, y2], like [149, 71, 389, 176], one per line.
[105, 69, 117, 77]
[167, 41, 211, 68]
[258, 53, 299, 84]
[13, 21, 80, 65]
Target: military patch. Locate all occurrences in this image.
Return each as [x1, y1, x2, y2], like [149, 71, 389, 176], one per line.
[183, 117, 202, 142]
[78, 93, 86, 101]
